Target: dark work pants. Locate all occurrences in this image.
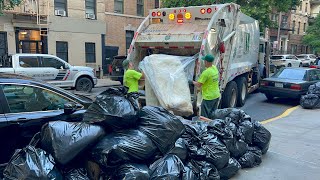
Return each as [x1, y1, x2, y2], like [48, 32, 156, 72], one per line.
[201, 98, 219, 118]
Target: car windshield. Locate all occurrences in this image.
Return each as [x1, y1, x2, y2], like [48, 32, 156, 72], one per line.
[270, 56, 283, 60]
[297, 55, 307, 58]
[273, 68, 307, 80]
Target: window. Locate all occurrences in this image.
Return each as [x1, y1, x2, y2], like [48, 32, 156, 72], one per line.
[303, 23, 306, 32]
[308, 70, 320, 81]
[292, 20, 295, 34]
[126, 30, 134, 54]
[155, 0, 159, 8]
[114, 0, 124, 14]
[42, 57, 66, 69]
[298, 22, 300, 34]
[281, 16, 288, 28]
[56, 41, 68, 62]
[305, 3, 308, 12]
[273, 68, 307, 80]
[300, 3, 302, 11]
[86, 0, 96, 18]
[2, 84, 70, 113]
[271, 14, 278, 23]
[137, 0, 144, 16]
[0, 32, 7, 58]
[85, 43, 96, 63]
[19, 56, 40, 68]
[54, 0, 67, 15]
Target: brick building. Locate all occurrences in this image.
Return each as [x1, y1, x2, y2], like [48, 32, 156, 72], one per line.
[0, 0, 106, 76]
[103, 0, 160, 74]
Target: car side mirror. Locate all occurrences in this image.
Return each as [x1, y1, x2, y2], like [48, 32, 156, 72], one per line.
[64, 102, 81, 115]
[64, 64, 69, 69]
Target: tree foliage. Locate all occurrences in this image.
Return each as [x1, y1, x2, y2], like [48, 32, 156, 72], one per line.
[0, 0, 23, 15]
[161, 0, 300, 28]
[303, 15, 320, 54]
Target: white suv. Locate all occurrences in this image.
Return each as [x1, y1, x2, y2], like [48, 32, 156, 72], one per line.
[296, 54, 317, 67]
[0, 54, 97, 92]
[270, 54, 302, 68]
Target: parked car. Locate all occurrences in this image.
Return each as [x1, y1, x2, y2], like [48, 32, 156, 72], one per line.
[296, 54, 317, 67]
[259, 67, 320, 100]
[269, 54, 302, 68]
[0, 73, 93, 164]
[110, 55, 127, 84]
[0, 54, 98, 92]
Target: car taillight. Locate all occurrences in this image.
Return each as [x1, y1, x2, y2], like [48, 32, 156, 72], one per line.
[309, 65, 317, 68]
[290, 84, 302, 90]
[261, 81, 269, 86]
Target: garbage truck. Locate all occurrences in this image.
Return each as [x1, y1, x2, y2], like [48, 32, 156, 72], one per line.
[127, 3, 269, 112]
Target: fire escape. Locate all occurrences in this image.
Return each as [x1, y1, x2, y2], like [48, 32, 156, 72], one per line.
[3, 0, 50, 36]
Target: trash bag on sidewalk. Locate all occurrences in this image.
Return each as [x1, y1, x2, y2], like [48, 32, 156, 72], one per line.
[168, 138, 188, 163]
[203, 136, 230, 169]
[91, 130, 158, 168]
[308, 82, 320, 96]
[41, 121, 105, 165]
[228, 139, 248, 159]
[138, 106, 185, 154]
[238, 147, 262, 168]
[236, 120, 254, 144]
[183, 165, 198, 180]
[196, 161, 220, 180]
[83, 87, 139, 130]
[3, 133, 63, 180]
[300, 94, 320, 109]
[64, 168, 90, 180]
[211, 108, 247, 125]
[113, 163, 150, 180]
[149, 154, 185, 180]
[218, 158, 241, 180]
[252, 121, 271, 154]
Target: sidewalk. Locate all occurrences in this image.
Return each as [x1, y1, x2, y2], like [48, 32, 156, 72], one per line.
[95, 78, 121, 87]
[232, 106, 320, 180]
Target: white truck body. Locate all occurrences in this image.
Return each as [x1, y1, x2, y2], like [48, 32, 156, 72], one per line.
[0, 54, 97, 92]
[128, 3, 265, 109]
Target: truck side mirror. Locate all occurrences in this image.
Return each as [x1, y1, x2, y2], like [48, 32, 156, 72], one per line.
[64, 64, 69, 69]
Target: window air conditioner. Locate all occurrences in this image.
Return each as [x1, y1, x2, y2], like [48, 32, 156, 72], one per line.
[55, 9, 66, 16]
[86, 13, 96, 19]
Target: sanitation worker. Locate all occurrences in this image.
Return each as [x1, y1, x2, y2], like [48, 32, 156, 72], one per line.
[122, 59, 144, 93]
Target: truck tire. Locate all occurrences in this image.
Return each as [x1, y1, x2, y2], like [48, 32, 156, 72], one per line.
[221, 81, 238, 108]
[76, 77, 93, 92]
[236, 77, 247, 107]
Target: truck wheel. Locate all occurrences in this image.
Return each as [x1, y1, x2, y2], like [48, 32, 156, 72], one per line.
[236, 77, 247, 107]
[221, 81, 238, 108]
[76, 77, 93, 92]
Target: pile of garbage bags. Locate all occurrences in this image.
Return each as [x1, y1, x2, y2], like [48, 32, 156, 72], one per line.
[300, 82, 320, 109]
[2, 87, 271, 180]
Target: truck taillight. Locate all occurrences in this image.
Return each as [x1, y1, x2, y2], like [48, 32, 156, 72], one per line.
[200, 8, 206, 14]
[177, 13, 183, 23]
[169, 13, 175, 20]
[152, 12, 156, 17]
[157, 11, 161, 16]
[207, 8, 212, 13]
[185, 12, 191, 20]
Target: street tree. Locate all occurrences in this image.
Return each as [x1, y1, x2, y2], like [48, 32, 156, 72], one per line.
[0, 0, 22, 15]
[161, 0, 300, 28]
[303, 14, 320, 54]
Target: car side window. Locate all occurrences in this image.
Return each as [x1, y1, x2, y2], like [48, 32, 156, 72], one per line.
[314, 70, 320, 80]
[2, 84, 70, 113]
[19, 56, 40, 68]
[309, 71, 320, 81]
[42, 57, 66, 69]
[286, 56, 292, 59]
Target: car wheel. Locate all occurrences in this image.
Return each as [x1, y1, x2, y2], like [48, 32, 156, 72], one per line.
[236, 77, 247, 107]
[287, 63, 292, 67]
[221, 81, 238, 108]
[264, 93, 274, 101]
[76, 77, 93, 92]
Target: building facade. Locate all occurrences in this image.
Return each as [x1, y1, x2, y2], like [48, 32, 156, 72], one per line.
[103, 0, 160, 74]
[0, 0, 106, 76]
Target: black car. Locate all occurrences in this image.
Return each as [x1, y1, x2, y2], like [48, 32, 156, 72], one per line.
[0, 73, 93, 164]
[259, 67, 320, 100]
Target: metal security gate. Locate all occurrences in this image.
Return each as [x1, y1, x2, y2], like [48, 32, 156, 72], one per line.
[103, 46, 119, 75]
[0, 32, 8, 58]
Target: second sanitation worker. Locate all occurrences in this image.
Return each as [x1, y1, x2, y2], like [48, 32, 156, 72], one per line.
[193, 54, 221, 118]
[122, 59, 144, 93]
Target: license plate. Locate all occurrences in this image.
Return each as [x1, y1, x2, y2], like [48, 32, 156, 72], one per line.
[116, 68, 120, 71]
[275, 82, 283, 88]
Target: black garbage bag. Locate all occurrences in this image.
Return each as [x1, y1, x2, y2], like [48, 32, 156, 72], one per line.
[187, 145, 207, 161]
[203, 136, 230, 169]
[168, 138, 188, 163]
[196, 161, 220, 180]
[219, 158, 241, 180]
[236, 120, 254, 144]
[211, 108, 249, 125]
[41, 121, 105, 165]
[83, 87, 139, 130]
[138, 106, 185, 154]
[300, 94, 320, 109]
[113, 163, 150, 180]
[253, 121, 271, 154]
[308, 82, 320, 96]
[238, 147, 262, 168]
[229, 139, 248, 159]
[91, 129, 158, 168]
[149, 155, 185, 180]
[208, 119, 234, 139]
[183, 165, 198, 180]
[64, 168, 90, 180]
[4, 134, 63, 180]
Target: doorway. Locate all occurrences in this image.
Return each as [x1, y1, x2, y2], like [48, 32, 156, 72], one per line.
[15, 29, 47, 54]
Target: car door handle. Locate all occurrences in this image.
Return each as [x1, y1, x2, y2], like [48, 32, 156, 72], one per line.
[17, 118, 27, 120]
